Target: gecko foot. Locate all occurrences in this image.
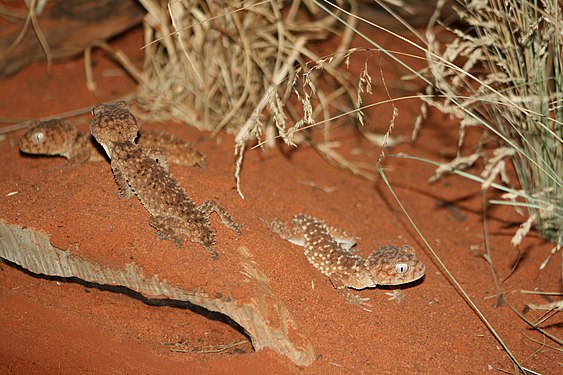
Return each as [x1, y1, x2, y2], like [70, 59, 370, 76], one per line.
[341, 291, 372, 311]
[204, 245, 220, 260]
[385, 289, 405, 303]
[150, 216, 183, 245]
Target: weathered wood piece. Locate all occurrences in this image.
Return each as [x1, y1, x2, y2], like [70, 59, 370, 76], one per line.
[0, 220, 315, 366]
[0, 0, 145, 78]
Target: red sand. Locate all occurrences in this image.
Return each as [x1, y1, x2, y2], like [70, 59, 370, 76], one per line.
[0, 24, 560, 374]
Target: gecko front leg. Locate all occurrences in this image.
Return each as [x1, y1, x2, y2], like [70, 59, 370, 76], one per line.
[330, 274, 372, 311]
[111, 163, 133, 198]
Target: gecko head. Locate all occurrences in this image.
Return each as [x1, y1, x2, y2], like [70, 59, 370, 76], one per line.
[366, 245, 426, 285]
[89, 101, 139, 148]
[19, 119, 77, 158]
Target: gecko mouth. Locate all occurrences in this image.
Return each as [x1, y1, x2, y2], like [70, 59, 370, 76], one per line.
[387, 267, 426, 285]
[101, 144, 112, 158]
[391, 273, 425, 285]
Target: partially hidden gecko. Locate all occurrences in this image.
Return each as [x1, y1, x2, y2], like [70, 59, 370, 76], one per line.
[265, 213, 426, 309]
[89, 101, 241, 259]
[19, 118, 207, 168]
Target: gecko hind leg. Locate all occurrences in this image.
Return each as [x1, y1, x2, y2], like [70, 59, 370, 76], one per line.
[149, 215, 184, 246]
[149, 215, 219, 259]
[326, 225, 358, 252]
[198, 200, 242, 236]
[262, 218, 305, 247]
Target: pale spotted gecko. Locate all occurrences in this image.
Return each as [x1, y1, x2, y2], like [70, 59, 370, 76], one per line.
[266, 213, 426, 308]
[19, 118, 207, 168]
[89, 101, 241, 259]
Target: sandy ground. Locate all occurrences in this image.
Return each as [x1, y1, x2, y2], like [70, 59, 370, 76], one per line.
[0, 21, 560, 375]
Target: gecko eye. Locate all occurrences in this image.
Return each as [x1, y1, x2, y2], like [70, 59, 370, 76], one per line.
[31, 131, 46, 144]
[394, 263, 409, 274]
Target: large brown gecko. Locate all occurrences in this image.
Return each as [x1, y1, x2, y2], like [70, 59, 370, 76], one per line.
[19, 118, 207, 168]
[266, 213, 426, 308]
[89, 101, 241, 259]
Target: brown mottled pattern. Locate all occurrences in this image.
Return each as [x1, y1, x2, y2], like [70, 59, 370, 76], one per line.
[111, 142, 215, 249]
[20, 117, 207, 168]
[266, 213, 426, 307]
[20, 119, 79, 159]
[137, 129, 207, 169]
[90, 102, 139, 145]
[367, 245, 426, 286]
[296, 215, 366, 278]
[89, 101, 240, 258]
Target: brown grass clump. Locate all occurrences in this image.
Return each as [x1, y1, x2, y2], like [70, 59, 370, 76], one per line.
[134, 0, 365, 197]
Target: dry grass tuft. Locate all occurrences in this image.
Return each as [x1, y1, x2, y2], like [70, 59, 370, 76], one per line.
[419, 0, 562, 248]
[134, 0, 367, 197]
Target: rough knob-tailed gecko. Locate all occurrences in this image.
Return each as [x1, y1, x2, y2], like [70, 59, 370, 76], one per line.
[265, 213, 426, 308]
[89, 101, 241, 259]
[19, 118, 207, 168]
